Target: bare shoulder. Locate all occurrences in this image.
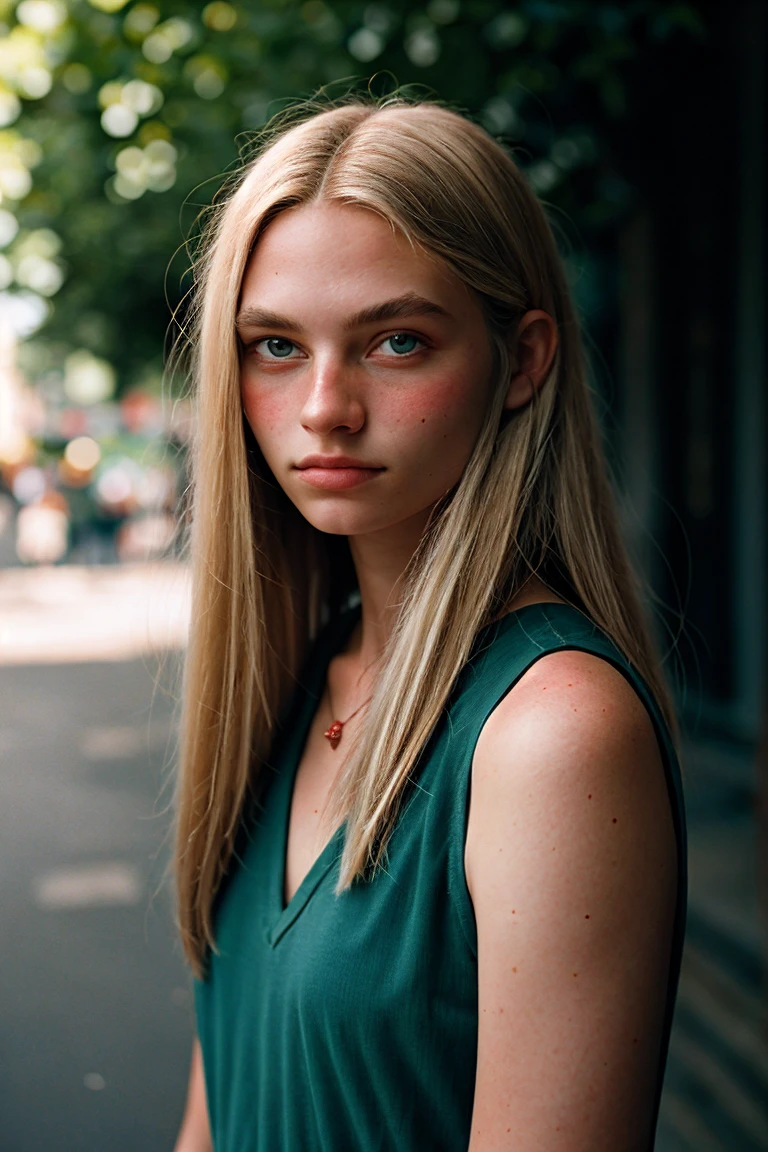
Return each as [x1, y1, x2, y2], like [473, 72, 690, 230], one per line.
[465, 649, 678, 1150]
[482, 646, 661, 767]
[466, 646, 675, 909]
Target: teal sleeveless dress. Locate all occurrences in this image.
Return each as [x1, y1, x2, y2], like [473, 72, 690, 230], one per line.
[195, 602, 687, 1151]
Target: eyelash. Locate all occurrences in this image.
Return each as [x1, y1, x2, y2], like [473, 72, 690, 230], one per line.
[244, 332, 428, 360]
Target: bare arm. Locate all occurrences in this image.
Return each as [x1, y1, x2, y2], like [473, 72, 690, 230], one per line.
[173, 1037, 212, 1152]
[465, 651, 678, 1151]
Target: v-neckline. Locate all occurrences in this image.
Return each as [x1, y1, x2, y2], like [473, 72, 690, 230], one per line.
[268, 605, 361, 948]
[266, 599, 574, 947]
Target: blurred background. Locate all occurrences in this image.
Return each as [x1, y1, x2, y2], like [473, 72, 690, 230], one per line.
[0, 0, 765, 1148]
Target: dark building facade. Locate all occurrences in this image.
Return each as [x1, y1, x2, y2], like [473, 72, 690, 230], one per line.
[606, 4, 766, 1146]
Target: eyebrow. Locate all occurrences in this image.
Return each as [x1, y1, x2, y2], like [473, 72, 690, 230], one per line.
[234, 292, 452, 334]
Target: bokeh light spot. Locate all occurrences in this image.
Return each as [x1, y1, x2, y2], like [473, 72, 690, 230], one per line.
[18, 66, 53, 100]
[202, 2, 237, 32]
[123, 3, 160, 40]
[16, 0, 67, 33]
[184, 56, 227, 100]
[101, 103, 138, 138]
[98, 81, 123, 109]
[347, 28, 384, 62]
[121, 79, 163, 116]
[64, 436, 102, 473]
[64, 350, 116, 405]
[0, 209, 19, 247]
[0, 89, 22, 130]
[404, 27, 440, 67]
[15, 253, 64, 296]
[87, 0, 129, 12]
[0, 288, 49, 337]
[12, 465, 46, 504]
[61, 63, 92, 94]
[0, 158, 32, 201]
[142, 31, 172, 63]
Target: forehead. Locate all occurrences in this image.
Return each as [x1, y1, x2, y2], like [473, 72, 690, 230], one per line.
[238, 200, 477, 318]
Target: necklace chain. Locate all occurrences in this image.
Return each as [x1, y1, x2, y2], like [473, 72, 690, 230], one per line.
[323, 655, 378, 750]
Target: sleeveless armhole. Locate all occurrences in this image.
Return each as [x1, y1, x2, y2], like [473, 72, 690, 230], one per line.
[445, 604, 687, 1144]
[447, 602, 687, 970]
[445, 603, 687, 1146]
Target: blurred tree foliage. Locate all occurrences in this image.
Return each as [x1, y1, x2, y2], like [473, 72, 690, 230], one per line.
[0, 0, 706, 396]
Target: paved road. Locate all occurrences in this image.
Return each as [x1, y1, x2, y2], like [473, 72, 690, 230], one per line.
[0, 656, 194, 1152]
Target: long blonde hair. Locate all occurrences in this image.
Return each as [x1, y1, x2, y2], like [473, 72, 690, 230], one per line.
[174, 93, 675, 977]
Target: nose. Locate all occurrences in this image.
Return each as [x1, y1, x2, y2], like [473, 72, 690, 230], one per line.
[299, 352, 365, 436]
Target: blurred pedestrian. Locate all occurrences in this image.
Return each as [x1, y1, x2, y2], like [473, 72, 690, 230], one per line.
[172, 94, 687, 1152]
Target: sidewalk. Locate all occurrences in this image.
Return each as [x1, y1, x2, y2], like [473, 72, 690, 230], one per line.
[0, 562, 190, 665]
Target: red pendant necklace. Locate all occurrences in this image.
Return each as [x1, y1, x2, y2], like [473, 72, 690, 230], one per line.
[323, 682, 372, 750]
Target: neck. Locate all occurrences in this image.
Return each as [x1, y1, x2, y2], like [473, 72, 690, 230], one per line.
[344, 508, 431, 669]
[327, 516, 560, 722]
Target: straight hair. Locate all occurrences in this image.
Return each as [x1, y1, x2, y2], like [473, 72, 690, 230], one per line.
[173, 94, 676, 978]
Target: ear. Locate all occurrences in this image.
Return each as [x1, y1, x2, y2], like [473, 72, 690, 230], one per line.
[504, 310, 559, 411]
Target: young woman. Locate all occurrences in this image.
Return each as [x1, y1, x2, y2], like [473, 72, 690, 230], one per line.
[172, 95, 687, 1152]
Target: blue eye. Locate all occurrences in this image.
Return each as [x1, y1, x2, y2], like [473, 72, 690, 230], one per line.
[259, 337, 296, 358]
[382, 333, 421, 356]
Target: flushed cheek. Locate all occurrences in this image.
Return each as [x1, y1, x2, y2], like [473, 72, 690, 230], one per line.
[241, 384, 291, 439]
[375, 370, 486, 442]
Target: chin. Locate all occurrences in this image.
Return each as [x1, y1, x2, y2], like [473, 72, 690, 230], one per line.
[300, 510, 393, 537]
[290, 497, 409, 539]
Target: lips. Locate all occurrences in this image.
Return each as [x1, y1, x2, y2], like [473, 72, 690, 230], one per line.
[295, 455, 384, 470]
[294, 456, 385, 491]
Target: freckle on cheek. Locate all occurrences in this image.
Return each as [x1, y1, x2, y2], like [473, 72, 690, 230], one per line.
[381, 390, 438, 422]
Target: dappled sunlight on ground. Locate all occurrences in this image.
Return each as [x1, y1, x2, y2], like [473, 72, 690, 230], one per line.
[0, 562, 189, 665]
